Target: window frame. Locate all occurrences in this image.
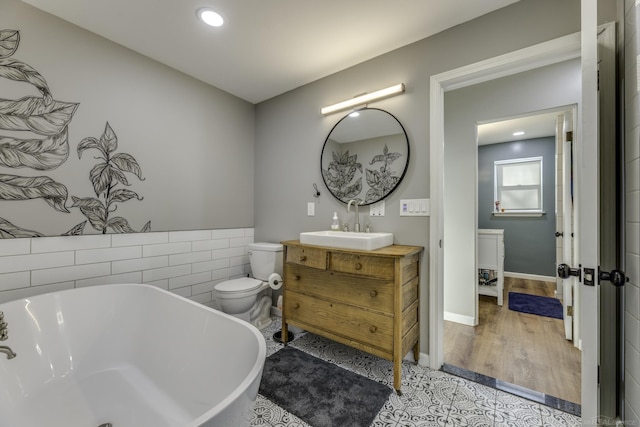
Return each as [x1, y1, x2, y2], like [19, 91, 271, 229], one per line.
[493, 156, 544, 214]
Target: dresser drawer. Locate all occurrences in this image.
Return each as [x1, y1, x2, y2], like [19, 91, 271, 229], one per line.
[285, 264, 393, 313]
[285, 245, 327, 269]
[329, 253, 394, 279]
[284, 291, 393, 353]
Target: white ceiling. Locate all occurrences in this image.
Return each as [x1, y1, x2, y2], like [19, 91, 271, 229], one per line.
[477, 111, 560, 145]
[21, 0, 519, 104]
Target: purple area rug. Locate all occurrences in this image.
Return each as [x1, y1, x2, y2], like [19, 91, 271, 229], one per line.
[508, 292, 564, 319]
[259, 347, 391, 427]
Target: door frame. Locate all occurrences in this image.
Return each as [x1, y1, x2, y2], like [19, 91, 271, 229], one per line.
[429, 31, 581, 369]
[428, 29, 595, 410]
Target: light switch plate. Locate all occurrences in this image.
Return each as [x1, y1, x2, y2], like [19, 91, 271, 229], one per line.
[307, 202, 315, 216]
[400, 198, 430, 216]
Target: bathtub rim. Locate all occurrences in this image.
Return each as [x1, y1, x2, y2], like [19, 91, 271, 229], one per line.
[0, 283, 267, 426]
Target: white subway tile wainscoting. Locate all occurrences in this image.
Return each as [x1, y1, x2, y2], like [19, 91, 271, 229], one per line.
[0, 228, 254, 306]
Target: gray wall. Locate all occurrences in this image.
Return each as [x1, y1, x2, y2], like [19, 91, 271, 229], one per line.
[478, 137, 556, 277]
[254, 0, 591, 352]
[442, 59, 580, 321]
[1, 0, 255, 237]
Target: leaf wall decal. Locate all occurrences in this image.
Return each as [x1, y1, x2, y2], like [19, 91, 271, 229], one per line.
[101, 122, 118, 154]
[108, 188, 142, 204]
[77, 136, 103, 159]
[0, 173, 69, 212]
[89, 162, 110, 196]
[0, 216, 43, 238]
[73, 122, 148, 236]
[0, 58, 52, 104]
[0, 30, 19, 59]
[62, 221, 86, 236]
[108, 165, 129, 187]
[0, 127, 69, 170]
[140, 221, 151, 233]
[106, 216, 135, 233]
[111, 153, 143, 180]
[0, 97, 78, 136]
[70, 196, 106, 231]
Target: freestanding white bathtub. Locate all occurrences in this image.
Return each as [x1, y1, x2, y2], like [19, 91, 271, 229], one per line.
[0, 284, 266, 427]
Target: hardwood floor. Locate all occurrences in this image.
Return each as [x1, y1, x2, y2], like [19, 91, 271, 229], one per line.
[444, 277, 581, 404]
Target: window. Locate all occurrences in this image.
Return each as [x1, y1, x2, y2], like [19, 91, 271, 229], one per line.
[494, 157, 543, 213]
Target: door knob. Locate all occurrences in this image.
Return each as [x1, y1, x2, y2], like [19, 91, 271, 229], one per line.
[599, 269, 629, 287]
[555, 231, 564, 237]
[557, 263, 581, 280]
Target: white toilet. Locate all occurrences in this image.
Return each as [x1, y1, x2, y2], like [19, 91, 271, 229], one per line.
[213, 242, 282, 330]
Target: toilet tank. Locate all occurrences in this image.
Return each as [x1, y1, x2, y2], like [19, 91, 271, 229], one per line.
[248, 243, 283, 281]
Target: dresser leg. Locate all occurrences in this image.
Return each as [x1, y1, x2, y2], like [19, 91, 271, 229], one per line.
[413, 342, 420, 365]
[393, 359, 402, 394]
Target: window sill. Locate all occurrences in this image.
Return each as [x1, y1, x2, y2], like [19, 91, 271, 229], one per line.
[492, 211, 545, 217]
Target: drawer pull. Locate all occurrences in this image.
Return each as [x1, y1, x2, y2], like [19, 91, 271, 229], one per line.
[370, 290, 378, 298]
[369, 325, 377, 333]
[299, 255, 307, 262]
[294, 275, 301, 281]
[294, 303, 300, 309]
[355, 262, 362, 270]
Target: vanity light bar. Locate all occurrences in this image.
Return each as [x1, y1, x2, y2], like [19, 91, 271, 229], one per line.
[320, 83, 405, 115]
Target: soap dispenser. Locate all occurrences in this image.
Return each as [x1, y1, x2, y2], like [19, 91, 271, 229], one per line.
[331, 212, 340, 230]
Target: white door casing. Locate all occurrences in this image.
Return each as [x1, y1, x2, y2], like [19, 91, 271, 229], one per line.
[561, 109, 577, 343]
[429, 11, 600, 422]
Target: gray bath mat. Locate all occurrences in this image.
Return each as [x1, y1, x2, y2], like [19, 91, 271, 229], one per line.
[259, 346, 392, 427]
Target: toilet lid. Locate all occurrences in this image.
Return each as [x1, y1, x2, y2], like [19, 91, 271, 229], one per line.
[215, 277, 263, 293]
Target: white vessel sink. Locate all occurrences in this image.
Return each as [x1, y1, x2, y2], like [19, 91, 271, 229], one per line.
[300, 230, 393, 251]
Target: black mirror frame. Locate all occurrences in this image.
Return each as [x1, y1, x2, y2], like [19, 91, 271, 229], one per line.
[320, 108, 410, 206]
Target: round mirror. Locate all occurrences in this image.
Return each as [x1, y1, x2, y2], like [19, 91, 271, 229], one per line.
[321, 108, 409, 205]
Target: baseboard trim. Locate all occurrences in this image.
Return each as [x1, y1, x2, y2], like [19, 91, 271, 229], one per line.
[505, 271, 556, 283]
[444, 311, 475, 326]
[404, 351, 430, 367]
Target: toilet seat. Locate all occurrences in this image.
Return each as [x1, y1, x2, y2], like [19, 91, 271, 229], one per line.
[215, 277, 263, 293]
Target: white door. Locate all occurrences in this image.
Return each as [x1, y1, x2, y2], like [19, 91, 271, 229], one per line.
[429, 15, 603, 422]
[573, 8, 615, 422]
[558, 109, 576, 342]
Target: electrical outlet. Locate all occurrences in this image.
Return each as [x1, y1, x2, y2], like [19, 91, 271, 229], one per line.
[370, 200, 385, 216]
[307, 202, 315, 216]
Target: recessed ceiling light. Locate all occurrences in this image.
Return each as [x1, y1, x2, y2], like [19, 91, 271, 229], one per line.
[513, 131, 525, 136]
[197, 8, 224, 27]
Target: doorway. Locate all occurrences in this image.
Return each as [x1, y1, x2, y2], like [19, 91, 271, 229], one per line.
[429, 20, 619, 423]
[442, 107, 582, 406]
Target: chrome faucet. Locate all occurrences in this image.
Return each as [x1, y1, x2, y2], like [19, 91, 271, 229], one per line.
[0, 311, 16, 359]
[347, 199, 364, 232]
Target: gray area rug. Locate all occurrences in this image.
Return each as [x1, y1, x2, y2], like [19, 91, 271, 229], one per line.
[259, 346, 392, 427]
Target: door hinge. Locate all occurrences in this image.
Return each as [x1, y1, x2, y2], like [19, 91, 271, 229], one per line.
[566, 305, 574, 317]
[565, 131, 573, 142]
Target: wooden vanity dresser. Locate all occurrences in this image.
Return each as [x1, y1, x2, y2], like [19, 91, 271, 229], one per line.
[280, 240, 423, 393]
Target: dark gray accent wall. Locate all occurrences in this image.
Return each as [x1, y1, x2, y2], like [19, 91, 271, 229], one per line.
[478, 137, 556, 276]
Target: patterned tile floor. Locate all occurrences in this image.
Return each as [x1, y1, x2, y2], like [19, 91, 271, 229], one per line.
[250, 318, 582, 427]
